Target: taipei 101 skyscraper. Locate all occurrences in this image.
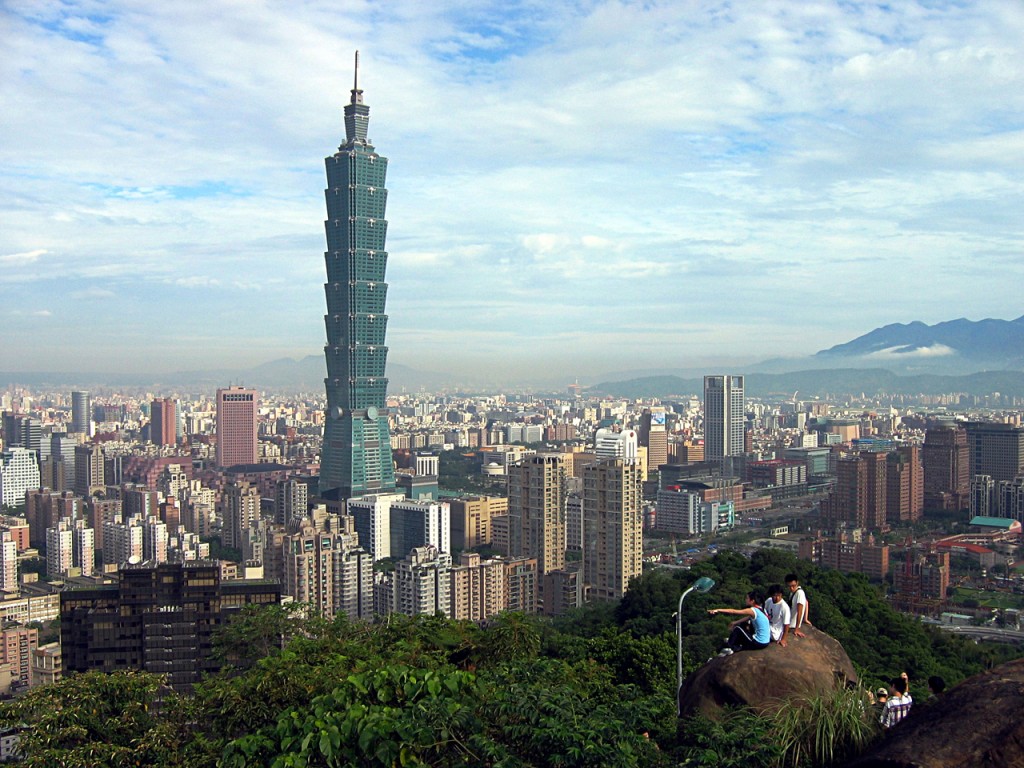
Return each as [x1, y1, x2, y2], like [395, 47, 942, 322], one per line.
[318, 52, 396, 500]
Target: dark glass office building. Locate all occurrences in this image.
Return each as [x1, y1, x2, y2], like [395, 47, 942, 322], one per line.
[319, 55, 396, 501]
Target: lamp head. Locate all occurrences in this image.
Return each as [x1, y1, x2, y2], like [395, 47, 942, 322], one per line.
[693, 576, 715, 593]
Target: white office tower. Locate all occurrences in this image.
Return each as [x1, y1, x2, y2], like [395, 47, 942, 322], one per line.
[594, 428, 639, 461]
[582, 458, 644, 602]
[346, 492, 405, 561]
[103, 517, 143, 566]
[0, 447, 41, 508]
[703, 375, 745, 462]
[392, 545, 451, 617]
[46, 520, 73, 578]
[0, 531, 17, 593]
[389, 499, 450, 560]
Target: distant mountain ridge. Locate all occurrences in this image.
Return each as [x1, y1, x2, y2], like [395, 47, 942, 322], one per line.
[815, 315, 1024, 367]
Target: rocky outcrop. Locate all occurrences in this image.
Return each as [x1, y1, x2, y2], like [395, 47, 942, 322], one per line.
[678, 626, 858, 719]
[846, 658, 1024, 768]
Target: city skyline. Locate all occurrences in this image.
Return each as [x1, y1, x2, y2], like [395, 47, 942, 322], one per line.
[3, 2, 1024, 382]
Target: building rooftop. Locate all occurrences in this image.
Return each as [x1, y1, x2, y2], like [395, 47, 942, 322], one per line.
[969, 516, 1021, 531]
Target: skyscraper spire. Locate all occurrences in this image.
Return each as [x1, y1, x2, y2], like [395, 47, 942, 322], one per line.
[351, 50, 363, 105]
[343, 50, 369, 145]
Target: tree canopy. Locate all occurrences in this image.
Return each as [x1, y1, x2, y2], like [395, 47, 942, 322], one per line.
[2, 548, 1019, 766]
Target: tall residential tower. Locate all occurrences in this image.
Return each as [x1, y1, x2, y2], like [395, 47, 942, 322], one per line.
[319, 53, 396, 501]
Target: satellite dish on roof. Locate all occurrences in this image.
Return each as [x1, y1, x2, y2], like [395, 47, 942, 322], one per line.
[128, 555, 141, 565]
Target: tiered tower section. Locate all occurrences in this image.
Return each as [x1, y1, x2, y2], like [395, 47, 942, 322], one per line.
[319, 53, 396, 500]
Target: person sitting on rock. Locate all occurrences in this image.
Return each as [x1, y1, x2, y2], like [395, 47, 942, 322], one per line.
[785, 573, 810, 639]
[880, 674, 913, 729]
[708, 590, 771, 656]
[764, 584, 792, 646]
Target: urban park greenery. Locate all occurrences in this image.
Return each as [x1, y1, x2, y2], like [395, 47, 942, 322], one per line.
[2, 549, 1019, 767]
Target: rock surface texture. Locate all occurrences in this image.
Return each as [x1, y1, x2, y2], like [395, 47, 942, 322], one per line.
[678, 626, 858, 718]
[846, 657, 1024, 768]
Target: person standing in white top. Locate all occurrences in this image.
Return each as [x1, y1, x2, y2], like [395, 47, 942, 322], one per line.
[785, 573, 809, 639]
[763, 584, 792, 645]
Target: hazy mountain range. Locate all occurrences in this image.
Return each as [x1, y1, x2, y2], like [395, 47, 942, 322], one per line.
[2, 315, 1022, 395]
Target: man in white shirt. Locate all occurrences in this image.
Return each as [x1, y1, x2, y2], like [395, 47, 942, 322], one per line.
[764, 584, 792, 645]
[785, 573, 809, 639]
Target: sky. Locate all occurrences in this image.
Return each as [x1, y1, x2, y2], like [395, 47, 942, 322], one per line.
[2, 0, 1023, 383]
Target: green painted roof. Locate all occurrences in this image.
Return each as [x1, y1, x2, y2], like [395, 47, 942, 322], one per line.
[969, 516, 1017, 529]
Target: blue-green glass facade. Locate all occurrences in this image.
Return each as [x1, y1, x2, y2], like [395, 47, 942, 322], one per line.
[318, 71, 396, 500]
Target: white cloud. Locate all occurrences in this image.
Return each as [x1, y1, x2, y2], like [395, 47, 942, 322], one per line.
[0, 249, 47, 264]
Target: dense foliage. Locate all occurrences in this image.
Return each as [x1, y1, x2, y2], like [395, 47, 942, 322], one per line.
[1, 549, 1018, 767]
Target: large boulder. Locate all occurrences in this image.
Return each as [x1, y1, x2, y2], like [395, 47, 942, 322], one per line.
[845, 658, 1024, 768]
[678, 626, 858, 719]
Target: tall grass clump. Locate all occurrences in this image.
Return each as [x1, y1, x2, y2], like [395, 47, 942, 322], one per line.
[679, 685, 882, 768]
[766, 684, 880, 767]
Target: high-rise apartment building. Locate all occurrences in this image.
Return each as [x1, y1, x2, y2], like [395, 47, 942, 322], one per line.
[885, 446, 923, 524]
[0, 531, 17, 593]
[143, 516, 168, 563]
[827, 452, 888, 529]
[583, 458, 643, 602]
[215, 387, 258, 468]
[46, 520, 73, 578]
[449, 552, 506, 621]
[281, 522, 373, 620]
[150, 398, 177, 447]
[318, 55, 396, 501]
[703, 375, 745, 462]
[220, 480, 259, 551]
[102, 517, 143, 566]
[923, 425, 970, 512]
[71, 519, 94, 575]
[274, 478, 309, 525]
[70, 391, 92, 437]
[507, 454, 567, 577]
[1, 626, 38, 689]
[391, 545, 451, 618]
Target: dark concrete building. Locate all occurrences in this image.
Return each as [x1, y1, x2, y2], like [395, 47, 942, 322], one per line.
[61, 560, 280, 690]
[965, 422, 1024, 483]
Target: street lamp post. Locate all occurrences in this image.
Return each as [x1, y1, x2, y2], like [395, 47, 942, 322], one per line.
[676, 575, 715, 716]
